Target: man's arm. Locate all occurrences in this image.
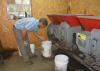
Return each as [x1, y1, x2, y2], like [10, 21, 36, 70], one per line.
[32, 31, 45, 41]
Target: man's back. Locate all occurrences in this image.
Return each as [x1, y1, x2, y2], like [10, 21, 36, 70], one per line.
[15, 18, 39, 31]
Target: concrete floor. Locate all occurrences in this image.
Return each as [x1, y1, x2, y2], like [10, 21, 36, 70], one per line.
[0, 49, 55, 71]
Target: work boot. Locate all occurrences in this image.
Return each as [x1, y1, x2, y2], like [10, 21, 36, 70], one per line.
[29, 54, 38, 59]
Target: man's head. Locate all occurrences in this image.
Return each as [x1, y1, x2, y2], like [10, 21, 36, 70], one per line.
[38, 18, 48, 28]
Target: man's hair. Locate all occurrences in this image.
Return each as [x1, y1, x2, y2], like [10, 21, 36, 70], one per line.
[39, 18, 48, 26]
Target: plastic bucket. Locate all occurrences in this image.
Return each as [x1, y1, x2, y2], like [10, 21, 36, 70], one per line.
[30, 44, 35, 55]
[18, 47, 22, 56]
[42, 41, 52, 57]
[55, 54, 69, 71]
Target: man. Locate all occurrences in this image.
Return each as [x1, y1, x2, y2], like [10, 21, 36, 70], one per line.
[13, 17, 48, 64]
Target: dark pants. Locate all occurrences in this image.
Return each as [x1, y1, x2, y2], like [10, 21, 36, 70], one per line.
[13, 26, 33, 62]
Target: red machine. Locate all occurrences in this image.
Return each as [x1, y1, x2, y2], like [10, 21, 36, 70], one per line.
[47, 14, 88, 47]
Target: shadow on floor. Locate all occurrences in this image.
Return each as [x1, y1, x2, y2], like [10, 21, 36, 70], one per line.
[0, 49, 55, 71]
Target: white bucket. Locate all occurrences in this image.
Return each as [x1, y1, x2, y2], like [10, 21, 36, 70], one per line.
[30, 44, 35, 55]
[18, 47, 22, 56]
[55, 54, 69, 71]
[42, 41, 52, 57]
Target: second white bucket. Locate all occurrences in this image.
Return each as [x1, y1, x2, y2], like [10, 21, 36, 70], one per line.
[30, 44, 35, 55]
[42, 41, 52, 58]
[55, 54, 69, 71]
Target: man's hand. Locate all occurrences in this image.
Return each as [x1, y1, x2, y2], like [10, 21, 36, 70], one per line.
[39, 37, 46, 41]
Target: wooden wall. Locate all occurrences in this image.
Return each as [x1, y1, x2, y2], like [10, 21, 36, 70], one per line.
[0, 0, 100, 49]
[70, 0, 100, 15]
[0, 0, 17, 49]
